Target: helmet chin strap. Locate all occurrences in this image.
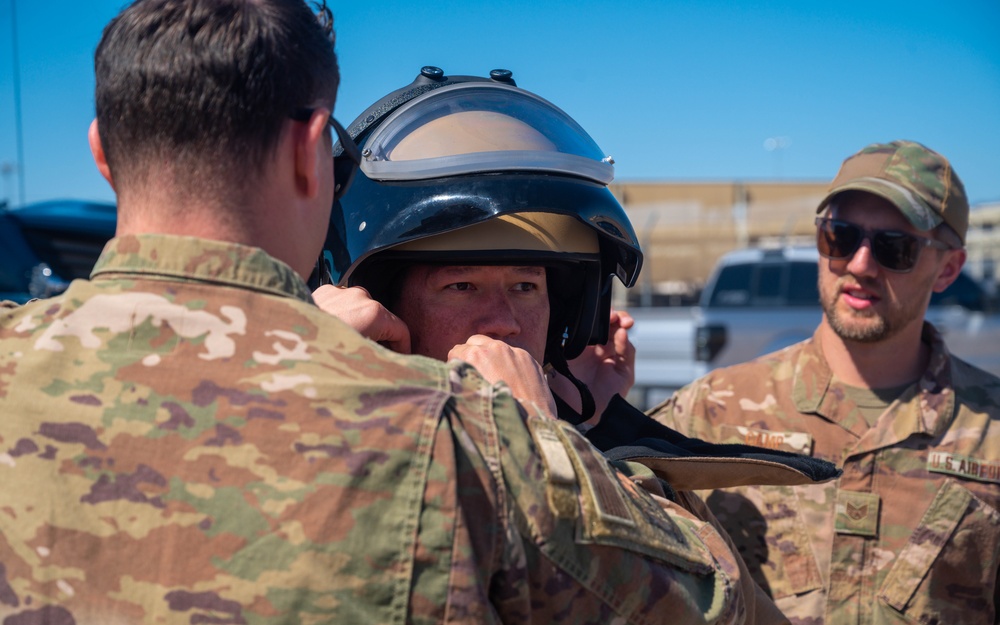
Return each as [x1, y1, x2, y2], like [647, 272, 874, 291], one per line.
[549, 325, 596, 426]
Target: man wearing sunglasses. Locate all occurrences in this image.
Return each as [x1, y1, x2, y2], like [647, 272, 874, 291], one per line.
[651, 140, 1000, 624]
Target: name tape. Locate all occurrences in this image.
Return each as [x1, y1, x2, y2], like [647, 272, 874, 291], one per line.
[927, 451, 1000, 485]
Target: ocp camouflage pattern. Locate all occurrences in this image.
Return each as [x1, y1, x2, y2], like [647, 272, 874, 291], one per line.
[650, 325, 1000, 625]
[823, 140, 968, 235]
[1, 234, 753, 624]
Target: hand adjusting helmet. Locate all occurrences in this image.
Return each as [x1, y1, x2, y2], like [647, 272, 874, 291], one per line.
[319, 67, 642, 421]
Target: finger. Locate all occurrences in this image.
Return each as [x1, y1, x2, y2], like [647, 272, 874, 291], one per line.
[379, 316, 412, 354]
[449, 338, 557, 418]
[313, 285, 382, 331]
[371, 310, 407, 341]
[613, 325, 635, 360]
[461, 334, 496, 348]
[449, 336, 512, 371]
[616, 309, 635, 330]
[608, 308, 634, 331]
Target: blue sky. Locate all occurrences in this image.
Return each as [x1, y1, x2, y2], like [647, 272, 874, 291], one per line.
[1, 0, 998, 208]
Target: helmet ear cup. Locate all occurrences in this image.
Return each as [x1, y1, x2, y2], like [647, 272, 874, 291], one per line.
[322, 198, 353, 285]
[545, 281, 573, 365]
[544, 262, 602, 362]
[591, 273, 612, 346]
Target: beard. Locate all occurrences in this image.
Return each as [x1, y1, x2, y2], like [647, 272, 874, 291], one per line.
[819, 275, 930, 344]
[822, 295, 889, 343]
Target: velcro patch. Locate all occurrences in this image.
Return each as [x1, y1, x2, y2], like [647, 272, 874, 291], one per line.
[565, 429, 635, 527]
[927, 451, 1000, 485]
[835, 491, 880, 537]
[532, 420, 577, 485]
[529, 419, 580, 521]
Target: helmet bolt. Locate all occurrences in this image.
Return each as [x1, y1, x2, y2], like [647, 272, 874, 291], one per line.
[489, 69, 514, 84]
[420, 66, 445, 80]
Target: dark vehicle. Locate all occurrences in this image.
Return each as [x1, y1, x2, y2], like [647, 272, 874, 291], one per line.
[0, 200, 116, 303]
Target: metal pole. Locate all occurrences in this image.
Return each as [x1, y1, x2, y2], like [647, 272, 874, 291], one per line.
[11, 0, 26, 206]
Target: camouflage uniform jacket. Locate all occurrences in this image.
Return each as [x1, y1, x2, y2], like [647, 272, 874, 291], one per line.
[650, 323, 1000, 625]
[0, 234, 756, 625]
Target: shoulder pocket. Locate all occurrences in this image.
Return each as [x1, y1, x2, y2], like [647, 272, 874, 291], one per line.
[880, 479, 1000, 624]
[530, 418, 715, 574]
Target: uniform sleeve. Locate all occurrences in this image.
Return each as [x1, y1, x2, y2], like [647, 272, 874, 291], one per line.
[674, 491, 790, 625]
[649, 376, 722, 442]
[444, 362, 752, 624]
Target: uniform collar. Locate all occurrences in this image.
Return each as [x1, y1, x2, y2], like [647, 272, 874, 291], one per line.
[91, 234, 315, 303]
[792, 322, 956, 442]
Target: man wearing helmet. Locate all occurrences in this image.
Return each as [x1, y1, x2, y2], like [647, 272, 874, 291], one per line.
[314, 67, 844, 624]
[320, 209, 635, 424]
[314, 67, 649, 423]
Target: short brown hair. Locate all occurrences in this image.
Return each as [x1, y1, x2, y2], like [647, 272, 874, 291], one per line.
[94, 0, 339, 196]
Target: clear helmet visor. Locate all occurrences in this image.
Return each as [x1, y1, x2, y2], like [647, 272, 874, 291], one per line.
[359, 83, 615, 184]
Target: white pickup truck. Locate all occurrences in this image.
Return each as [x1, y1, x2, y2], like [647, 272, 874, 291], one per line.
[628, 306, 701, 408]
[629, 246, 1000, 409]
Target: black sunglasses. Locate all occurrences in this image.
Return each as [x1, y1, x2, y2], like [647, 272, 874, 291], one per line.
[290, 108, 362, 201]
[815, 217, 952, 273]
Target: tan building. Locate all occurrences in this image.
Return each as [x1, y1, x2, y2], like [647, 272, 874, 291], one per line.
[612, 181, 1000, 304]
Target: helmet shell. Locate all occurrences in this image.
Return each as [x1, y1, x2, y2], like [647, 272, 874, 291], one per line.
[326, 67, 642, 359]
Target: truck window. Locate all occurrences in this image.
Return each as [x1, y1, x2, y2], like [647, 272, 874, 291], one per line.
[931, 271, 986, 311]
[709, 264, 752, 307]
[787, 262, 820, 306]
[19, 227, 109, 282]
[753, 264, 784, 305]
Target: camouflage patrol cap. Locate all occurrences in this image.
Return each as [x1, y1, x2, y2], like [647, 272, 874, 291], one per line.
[817, 140, 969, 244]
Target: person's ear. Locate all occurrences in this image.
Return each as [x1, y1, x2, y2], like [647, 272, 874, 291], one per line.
[932, 248, 967, 293]
[294, 108, 330, 198]
[88, 119, 115, 190]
